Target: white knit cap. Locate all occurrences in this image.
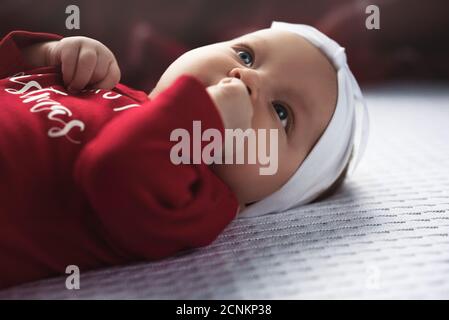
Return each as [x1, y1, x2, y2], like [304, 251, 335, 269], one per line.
[239, 21, 370, 218]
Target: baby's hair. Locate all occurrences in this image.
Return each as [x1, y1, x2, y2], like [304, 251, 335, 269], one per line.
[311, 146, 354, 203]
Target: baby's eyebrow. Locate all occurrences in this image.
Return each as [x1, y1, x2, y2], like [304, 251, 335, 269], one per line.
[248, 34, 268, 50]
[248, 33, 264, 43]
[234, 33, 265, 50]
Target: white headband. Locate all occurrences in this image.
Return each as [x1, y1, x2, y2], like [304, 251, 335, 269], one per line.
[239, 21, 370, 218]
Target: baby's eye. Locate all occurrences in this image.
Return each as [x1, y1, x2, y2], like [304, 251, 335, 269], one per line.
[273, 102, 289, 130]
[237, 50, 254, 67]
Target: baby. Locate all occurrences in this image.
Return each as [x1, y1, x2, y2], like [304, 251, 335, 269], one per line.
[0, 22, 368, 288]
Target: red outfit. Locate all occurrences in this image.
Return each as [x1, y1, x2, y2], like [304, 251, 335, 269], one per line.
[0, 31, 238, 289]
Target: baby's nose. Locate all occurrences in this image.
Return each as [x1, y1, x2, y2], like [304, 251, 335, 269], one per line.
[229, 69, 254, 96]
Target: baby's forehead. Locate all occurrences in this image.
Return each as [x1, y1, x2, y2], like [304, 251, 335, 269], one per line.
[234, 28, 302, 44]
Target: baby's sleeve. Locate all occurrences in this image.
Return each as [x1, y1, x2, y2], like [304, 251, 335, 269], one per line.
[0, 30, 62, 79]
[74, 75, 239, 260]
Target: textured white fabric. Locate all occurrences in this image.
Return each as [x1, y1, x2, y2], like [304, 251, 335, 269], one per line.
[1, 83, 448, 299]
[240, 21, 370, 218]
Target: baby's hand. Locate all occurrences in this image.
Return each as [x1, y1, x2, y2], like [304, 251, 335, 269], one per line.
[206, 77, 254, 131]
[45, 36, 121, 92]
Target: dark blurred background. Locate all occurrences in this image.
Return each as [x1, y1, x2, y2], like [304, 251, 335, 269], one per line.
[1, 0, 448, 92]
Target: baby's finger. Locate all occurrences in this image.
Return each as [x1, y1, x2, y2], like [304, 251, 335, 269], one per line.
[93, 60, 121, 90]
[68, 46, 97, 91]
[60, 42, 81, 87]
[89, 53, 111, 86]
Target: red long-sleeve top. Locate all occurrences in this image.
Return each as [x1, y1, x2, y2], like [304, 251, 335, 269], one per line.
[0, 31, 239, 289]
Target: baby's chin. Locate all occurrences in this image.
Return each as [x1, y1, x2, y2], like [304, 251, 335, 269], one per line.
[147, 74, 191, 99]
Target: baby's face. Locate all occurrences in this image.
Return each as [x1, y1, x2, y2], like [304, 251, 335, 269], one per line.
[150, 28, 337, 209]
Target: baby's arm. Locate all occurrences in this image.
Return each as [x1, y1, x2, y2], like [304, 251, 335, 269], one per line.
[0, 31, 60, 78]
[74, 75, 241, 259]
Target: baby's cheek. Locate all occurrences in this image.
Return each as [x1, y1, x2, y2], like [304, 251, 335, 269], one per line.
[250, 108, 282, 138]
[242, 167, 287, 203]
[211, 162, 264, 203]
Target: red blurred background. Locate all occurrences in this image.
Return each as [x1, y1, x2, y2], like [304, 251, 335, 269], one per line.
[1, 0, 448, 91]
